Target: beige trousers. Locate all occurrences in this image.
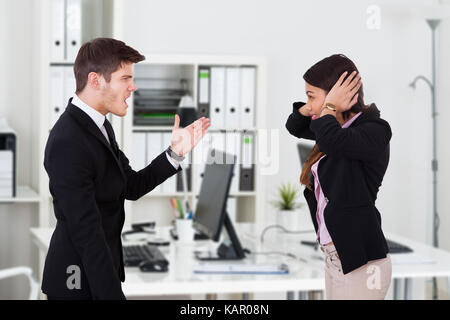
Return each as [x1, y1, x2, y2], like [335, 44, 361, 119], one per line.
[321, 244, 392, 300]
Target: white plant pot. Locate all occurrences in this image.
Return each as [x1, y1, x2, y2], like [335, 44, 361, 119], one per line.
[276, 206, 312, 231]
[276, 210, 299, 231]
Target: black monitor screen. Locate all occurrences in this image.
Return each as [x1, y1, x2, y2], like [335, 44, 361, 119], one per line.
[193, 150, 235, 242]
[297, 142, 314, 167]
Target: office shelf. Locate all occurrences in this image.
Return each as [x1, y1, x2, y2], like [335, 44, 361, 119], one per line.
[133, 126, 173, 131]
[132, 126, 257, 132]
[142, 192, 193, 198]
[208, 128, 257, 132]
[123, 55, 267, 228]
[0, 186, 40, 203]
[229, 192, 257, 197]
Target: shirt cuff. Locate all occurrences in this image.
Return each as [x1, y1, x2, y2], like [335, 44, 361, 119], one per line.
[165, 151, 180, 169]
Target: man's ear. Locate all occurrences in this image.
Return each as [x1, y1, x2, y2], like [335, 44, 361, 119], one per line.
[87, 72, 102, 90]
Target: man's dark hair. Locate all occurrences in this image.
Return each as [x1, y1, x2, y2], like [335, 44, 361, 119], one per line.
[74, 38, 145, 93]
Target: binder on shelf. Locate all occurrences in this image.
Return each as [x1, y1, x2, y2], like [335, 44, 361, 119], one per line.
[193, 132, 226, 195]
[0, 120, 16, 198]
[197, 66, 210, 119]
[176, 152, 191, 192]
[210, 67, 225, 128]
[50, 66, 64, 128]
[66, 0, 81, 61]
[64, 66, 76, 105]
[194, 132, 227, 194]
[162, 132, 177, 193]
[225, 67, 241, 127]
[239, 132, 255, 191]
[50, 66, 76, 129]
[239, 67, 256, 129]
[209, 132, 226, 163]
[146, 132, 163, 193]
[225, 131, 241, 194]
[227, 196, 237, 225]
[50, 0, 65, 61]
[193, 132, 211, 195]
[131, 132, 146, 171]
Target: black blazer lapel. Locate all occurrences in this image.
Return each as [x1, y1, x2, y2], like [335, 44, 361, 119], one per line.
[66, 101, 126, 181]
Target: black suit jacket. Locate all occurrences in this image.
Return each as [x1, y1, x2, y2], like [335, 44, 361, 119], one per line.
[42, 100, 180, 299]
[285, 103, 392, 274]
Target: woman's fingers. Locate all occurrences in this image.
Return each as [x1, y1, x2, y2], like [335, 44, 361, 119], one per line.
[350, 79, 362, 95]
[337, 71, 348, 86]
[342, 71, 358, 87]
[350, 93, 359, 107]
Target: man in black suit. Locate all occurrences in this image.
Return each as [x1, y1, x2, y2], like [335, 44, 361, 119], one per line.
[42, 38, 210, 300]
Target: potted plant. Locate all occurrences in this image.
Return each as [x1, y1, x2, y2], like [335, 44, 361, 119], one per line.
[270, 183, 306, 230]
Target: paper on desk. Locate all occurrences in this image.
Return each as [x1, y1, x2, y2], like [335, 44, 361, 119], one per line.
[193, 263, 289, 274]
[390, 253, 435, 265]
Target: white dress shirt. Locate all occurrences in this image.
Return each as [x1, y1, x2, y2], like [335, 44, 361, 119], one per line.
[70, 94, 179, 169]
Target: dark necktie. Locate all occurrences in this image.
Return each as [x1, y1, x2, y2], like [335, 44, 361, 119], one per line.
[103, 118, 119, 157]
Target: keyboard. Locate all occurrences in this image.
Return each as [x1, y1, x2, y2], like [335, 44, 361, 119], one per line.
[386, 239, 413, 254]
[123, 244, 169, 268]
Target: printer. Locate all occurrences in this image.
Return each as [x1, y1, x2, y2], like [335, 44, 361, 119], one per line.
[0, 118, 16, 197]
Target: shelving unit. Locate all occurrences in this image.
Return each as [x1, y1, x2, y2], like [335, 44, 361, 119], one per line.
[37, 0, 119, 229]
[0, 187, 40, 204]
[122, 55, 267, 230]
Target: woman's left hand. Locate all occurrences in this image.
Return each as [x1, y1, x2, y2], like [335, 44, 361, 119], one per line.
[324, 71, 362, 112]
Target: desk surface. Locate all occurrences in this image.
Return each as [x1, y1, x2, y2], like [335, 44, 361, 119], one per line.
[30, 224, 450, 297]
[30, 225, 323, 296]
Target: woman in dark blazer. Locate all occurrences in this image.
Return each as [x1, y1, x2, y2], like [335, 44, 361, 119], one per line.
[285, 54, 392, 299]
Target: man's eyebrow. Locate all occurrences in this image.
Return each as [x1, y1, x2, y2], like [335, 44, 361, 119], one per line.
[121, 75, 133, 79]
[306, 91, 314, 95]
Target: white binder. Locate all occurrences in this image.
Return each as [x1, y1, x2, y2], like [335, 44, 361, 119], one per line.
[64, 66, 76, 106]
[225, 131, 241, 194]
[66, 0, 82, 61]
[198, 67, 210, 104]
[50, 0, 65, 61]
[210, 67, 226, 128]
[239, 67, 256, 129]
[209, 132, 226, 164]
[225, 67, 241, 128]
[162, 132, 177, 193]
[241, 132, 254, 169]
[193, 132, 211, 195]
[50, 66, 64, 128]
[227, 196, 237, 225]
[146, 132, 163, 193]
[131, 132, 146, 171]
[0, 151, 13, 198]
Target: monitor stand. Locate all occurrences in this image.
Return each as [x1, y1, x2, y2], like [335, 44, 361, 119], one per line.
[195, 212, 246, 261]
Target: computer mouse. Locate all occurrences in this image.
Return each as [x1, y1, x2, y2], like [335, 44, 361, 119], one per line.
[138, 260, 168, 272]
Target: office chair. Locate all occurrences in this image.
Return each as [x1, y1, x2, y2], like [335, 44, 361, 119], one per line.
[0, 266, 39, 300]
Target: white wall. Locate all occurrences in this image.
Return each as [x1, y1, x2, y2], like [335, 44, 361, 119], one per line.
[438, 0, 450, 257]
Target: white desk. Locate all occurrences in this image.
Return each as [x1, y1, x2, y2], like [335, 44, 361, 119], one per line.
[252, 223, 450, 299]
[30, 225, 323, 299]
[30, 224, 450, 299]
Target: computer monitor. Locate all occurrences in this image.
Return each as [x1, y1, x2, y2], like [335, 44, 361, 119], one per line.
[297, 142, 314, 167]
[193, 149, 246, 260]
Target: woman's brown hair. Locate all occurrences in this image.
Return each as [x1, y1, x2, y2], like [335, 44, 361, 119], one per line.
[300, 54, 370, 191]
